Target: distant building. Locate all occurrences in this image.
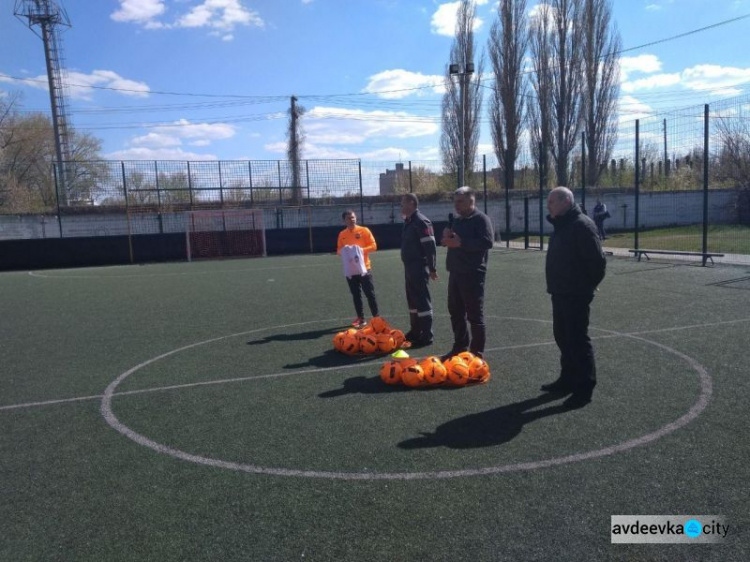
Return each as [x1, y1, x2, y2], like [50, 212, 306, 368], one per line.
[379, 162, 408, 195]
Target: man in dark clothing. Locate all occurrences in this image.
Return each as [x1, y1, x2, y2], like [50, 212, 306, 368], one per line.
[440, 186, 495, 360]
[542, 187, 607, 408]
[400, 194, 438, 347]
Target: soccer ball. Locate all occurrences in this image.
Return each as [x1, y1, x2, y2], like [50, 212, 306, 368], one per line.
[359, 334, 379, 354]
[370, 316, 390, 334]
[401, 362, 425, 387]
[376, 333, 396, 354]
[444, 357, 470, 386]
[468, 357, 491, 382]
[420, 356, 447, 384]
[457, 351, 476, 364]
[341, 332, 360, 355]
[379, 361, 402, 385]
[359, 325, 375, 336]
[390, 329, 406, 348]
[333, 331, 346, 351]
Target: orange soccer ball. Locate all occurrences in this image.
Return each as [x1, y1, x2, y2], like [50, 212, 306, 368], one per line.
[379, 361, 403, 385]
[468, 357, 491, 383]
[457, 351, 476, 364]
[444, 356, 470, 386]
[376, 333, 396, 354]
[420, 356, 447, 384]
[370, 316, 390, 334]
[359, 334, 379, 354]
[390, 329, 406, 348]
[333, 331, 346, 351]
[341, 332, 360, 355]
[401, 362, 425, 388]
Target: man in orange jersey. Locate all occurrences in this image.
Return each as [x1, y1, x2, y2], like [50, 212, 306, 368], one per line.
[337, 210, 380, 328]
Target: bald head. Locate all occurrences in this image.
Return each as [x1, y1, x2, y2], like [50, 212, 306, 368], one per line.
[547, 186, 574, 218]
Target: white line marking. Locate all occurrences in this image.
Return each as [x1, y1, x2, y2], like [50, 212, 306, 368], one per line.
[27, 263, 331, 280]
[98, 316, 718, 480]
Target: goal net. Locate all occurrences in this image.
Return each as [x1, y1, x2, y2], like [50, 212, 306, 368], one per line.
[186, 209, 266, 261]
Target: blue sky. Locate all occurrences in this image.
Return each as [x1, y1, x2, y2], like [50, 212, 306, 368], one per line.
[2, 0, 750, 163]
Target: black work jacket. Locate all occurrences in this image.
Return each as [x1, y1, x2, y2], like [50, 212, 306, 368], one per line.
[401, 210, 437, 272]
[445, 209, 494, 275]
[545, 204, 607, 295]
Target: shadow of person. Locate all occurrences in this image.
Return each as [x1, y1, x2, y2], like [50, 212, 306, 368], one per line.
[247, 326, 340, 346]
[398, 393, 572, 450]
[285, 349, 383, 370]
[318, 375, 407, 398]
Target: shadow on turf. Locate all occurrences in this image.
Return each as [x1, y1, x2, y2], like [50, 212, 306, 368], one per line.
[285, 350, 382, 370]
[317, 375, 407, 397]
[398, 393, 573, 449]
[247, 326, 340, 346]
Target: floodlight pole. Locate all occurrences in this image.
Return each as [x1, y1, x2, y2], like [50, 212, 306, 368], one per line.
[449, 62, 474, 187]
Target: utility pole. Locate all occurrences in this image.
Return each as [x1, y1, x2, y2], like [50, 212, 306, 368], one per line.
[15, 0, 73, 205]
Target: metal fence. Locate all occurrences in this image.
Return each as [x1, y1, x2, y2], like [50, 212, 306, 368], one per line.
[2, 97, 749, 261]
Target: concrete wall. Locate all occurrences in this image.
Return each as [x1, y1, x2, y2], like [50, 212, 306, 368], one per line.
[0, 189, 741, 241]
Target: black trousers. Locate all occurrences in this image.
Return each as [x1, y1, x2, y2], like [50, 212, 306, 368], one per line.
[447, 271, 486, 354]
[551, 293, 597, 392]
[346, 272, 379, 318]
[404, 264, 433, 342]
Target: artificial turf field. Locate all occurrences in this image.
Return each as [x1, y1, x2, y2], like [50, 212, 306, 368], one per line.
[1, 247, 749, 561]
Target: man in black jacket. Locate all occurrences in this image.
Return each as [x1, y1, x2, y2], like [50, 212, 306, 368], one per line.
[542, 186, 607, 408]
[400, 193, 438, 347]
[440, 187, 494, 360]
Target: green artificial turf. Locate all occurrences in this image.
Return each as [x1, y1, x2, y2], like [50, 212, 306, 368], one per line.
[1, 249, 749, 561]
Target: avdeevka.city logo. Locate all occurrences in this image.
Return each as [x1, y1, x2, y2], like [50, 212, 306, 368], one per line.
[611, 516, 729, 544]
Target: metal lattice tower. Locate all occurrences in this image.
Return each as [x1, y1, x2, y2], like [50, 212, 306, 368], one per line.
[14, 0, 73, 204]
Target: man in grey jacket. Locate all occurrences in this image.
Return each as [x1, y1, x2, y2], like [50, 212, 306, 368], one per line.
[542, 187, 607, 408]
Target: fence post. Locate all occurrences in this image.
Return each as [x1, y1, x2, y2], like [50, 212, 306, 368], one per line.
[634, 120, 640, 250]
[524, 196, 529, 249]
[358, 160, 364, 224]
[218, 161, 225, 208]
[483, 154, 488, 215]
[53, 163, 63, 237]
[305, 160, 311, 205]
[187, 161, 194, 207]
[539, 141, 545, 251]
[248, 161, 254, 207]
[581, 132, 586, 213]
[409, 160, 413, 194]
[154, 161, 163, 234]
[277, 160, 283, 205]
[504, 149, 511, 248]
[122, 161, 134, 264]
[703, 104, 710, 265]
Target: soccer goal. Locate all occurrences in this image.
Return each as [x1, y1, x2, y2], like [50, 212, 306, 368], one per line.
[185, 209, 266, 261]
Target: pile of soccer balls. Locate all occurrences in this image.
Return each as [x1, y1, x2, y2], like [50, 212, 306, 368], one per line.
[380, 351, 491, 388]
[332, 316, 405, 356]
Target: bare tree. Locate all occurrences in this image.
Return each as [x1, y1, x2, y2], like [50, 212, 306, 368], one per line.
[287, 95, 305, 205]
[440, 0, 485, 185]
[488, 0, 528, 190]
[528, 2, 553, 186]
[549, 0, 584, 188]
[582, 0, 621, 187]
[715, 115, 750, 188]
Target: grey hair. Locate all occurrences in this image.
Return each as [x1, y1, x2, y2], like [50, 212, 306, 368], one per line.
[454, 186, 475, 199]
[550, 186, 574, 204]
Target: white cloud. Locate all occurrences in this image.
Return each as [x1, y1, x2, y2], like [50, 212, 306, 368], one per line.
[431, 2, 484, 37]
[618, 95, 654, 122]
[681, 64, 750, 95]
[111, 0, 166, 24]
[104, 147, 218, 160]
[621, 73, 681, 93]
[619, 54, 662, 81]
[176, 0, 264, 32]
[304, 106, 438, 146]
[363, 69, 445, 99]
[6, 70, 150, 100]
[131, 132, 182, 147]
